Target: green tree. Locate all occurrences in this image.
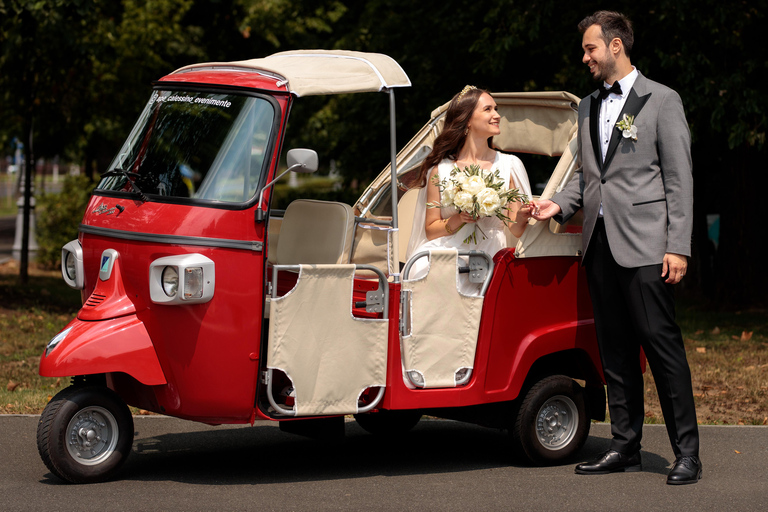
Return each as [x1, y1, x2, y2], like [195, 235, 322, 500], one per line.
[377, 0, 766, 305]
[1, 0, 764, 305]
[35, 174, 93, 269]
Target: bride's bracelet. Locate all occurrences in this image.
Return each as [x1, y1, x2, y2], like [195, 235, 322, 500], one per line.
[445, 218, 457, 235]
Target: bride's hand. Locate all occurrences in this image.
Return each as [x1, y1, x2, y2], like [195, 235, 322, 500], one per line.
[458, 211, 477, 223]
[516, 203, 534, 222]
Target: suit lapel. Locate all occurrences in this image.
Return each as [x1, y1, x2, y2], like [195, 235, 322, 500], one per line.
[602, 87, 651, 172]
[589, 93, 602, 168]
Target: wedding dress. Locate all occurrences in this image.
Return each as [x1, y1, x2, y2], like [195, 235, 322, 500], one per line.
[404, 152, 531, 295]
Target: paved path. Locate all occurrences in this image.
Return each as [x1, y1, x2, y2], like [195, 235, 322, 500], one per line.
[1, 416, 766, 511]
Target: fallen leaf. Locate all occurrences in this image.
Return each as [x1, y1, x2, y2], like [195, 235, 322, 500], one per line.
[740, 331, 753, 341]
[7, 381, 19, 392]
[735, 450, 742, 454]
[746, 366, 756, 371]
[731, 335, 739, 340]
[763, 418, 768, 425]
[694, 330, 704, 335]
[711, 326, 721, 335]
[696, 347, 707, 354]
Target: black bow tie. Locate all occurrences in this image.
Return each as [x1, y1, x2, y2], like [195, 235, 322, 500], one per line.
[598, 81, 623, 100]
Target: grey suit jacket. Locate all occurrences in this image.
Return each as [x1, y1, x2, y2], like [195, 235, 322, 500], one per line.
[553, 71, 693, 268]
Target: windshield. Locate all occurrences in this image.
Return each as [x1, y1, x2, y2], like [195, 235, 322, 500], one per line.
[98, 89, 276, 204]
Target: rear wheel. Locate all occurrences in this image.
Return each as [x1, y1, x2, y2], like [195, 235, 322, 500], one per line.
[511, 375, 589, 465]
[37, 385, 134, 484]
[354, 410, 422, 436]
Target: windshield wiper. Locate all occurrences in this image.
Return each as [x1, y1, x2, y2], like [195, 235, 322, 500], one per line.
[101, 168, 148, 202]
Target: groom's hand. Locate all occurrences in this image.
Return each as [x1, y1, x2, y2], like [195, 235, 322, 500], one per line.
[662, 253, 688, 284]
[531, 200, 561, 221]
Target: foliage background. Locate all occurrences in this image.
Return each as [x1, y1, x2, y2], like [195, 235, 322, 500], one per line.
[1, 0, 766, 306]
[35, 174, 93, 268]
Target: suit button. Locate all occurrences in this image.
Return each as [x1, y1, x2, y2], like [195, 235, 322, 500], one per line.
[601, 179, 606, 184]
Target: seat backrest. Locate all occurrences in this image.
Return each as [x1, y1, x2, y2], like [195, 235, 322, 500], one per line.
[273, 199, 355, 265]
[397, 188, 420, 264]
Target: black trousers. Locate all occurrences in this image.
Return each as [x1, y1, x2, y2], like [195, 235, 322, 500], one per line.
[585, 218, 699, 458]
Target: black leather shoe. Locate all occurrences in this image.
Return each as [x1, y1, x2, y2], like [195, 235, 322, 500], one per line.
[575, 450, 642, 475]
[667, 455, 702, 485]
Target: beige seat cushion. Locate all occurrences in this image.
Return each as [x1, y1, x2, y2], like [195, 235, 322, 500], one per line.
[274, 199, 355, 265]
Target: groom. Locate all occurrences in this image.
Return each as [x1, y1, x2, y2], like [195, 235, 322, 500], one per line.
[533, 11, 701, 484]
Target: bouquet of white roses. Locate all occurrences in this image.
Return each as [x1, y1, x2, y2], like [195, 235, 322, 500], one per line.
[430, 164, 530, 244]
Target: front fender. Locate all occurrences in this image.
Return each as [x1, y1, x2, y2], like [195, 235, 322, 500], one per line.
[505, 319, 601, 396]
[39, 315, 167, 386]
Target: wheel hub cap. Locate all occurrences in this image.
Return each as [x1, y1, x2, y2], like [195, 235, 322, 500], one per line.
[535, 395, 578, 450]
[66, 406, 119, 465]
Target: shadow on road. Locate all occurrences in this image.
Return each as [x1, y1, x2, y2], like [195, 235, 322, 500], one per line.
[37, 420, 674, 486]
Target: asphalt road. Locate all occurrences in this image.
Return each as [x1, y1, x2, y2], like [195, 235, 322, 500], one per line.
[1, 416, 766, 511]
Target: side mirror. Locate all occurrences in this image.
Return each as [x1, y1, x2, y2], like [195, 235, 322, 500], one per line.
[255, 149, 319, 222]
[286, 148, 318, 173]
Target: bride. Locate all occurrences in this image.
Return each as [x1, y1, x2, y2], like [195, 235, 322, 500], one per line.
[405, 85, 533, 294]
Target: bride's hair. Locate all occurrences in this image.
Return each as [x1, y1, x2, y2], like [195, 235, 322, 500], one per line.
[415, 86, 491, 187]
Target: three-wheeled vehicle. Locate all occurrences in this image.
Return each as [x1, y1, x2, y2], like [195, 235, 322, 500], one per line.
[37, 50, 606, 484]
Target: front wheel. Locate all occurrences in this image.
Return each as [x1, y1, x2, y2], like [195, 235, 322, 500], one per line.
[511, 375, 589, 465]
[37, 385, 134, 484]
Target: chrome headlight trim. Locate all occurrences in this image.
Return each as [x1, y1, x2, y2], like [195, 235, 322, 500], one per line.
[149, 254, 215, 305]
[61, 240, 84, 290]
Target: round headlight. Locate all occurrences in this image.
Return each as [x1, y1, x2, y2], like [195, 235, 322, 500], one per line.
[161, 266, 179, 297]
[64, 251, 77, 281]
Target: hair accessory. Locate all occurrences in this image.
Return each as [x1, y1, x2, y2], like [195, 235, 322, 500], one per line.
[457, 85, 477, 100]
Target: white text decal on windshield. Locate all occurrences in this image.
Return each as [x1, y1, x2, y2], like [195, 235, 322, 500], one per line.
[152, 93, 232, 108]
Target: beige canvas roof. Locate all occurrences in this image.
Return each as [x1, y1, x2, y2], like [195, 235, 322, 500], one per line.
[170, 50, 412, 97]
[363, 91, 580, 195]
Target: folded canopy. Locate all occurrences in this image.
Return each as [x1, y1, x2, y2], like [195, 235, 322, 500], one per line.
[170, 50, 412, 97]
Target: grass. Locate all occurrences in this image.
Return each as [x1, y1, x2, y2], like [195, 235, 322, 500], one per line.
[1, 261, 766, 425]
[644, 302, 768, 425]
[0, 260, 82, 413]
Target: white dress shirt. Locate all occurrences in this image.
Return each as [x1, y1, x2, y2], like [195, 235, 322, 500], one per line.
[599, 67, 639, 216]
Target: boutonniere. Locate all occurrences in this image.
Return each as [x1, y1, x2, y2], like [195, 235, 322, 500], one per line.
[616, 113, 638, 141]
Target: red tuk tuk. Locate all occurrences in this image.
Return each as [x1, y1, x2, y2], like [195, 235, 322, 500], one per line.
[37, 50, 605, 484]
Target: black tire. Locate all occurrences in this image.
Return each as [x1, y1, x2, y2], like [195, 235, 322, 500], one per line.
[37, 385, 134, 484]
[511, 375, 589, 465]
[354, 410, 422, 436]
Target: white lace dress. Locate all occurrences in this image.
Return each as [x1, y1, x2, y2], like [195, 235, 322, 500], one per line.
[404, 152, 531, 295]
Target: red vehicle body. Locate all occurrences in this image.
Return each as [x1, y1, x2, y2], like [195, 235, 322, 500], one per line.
[37, 51, 607, 484]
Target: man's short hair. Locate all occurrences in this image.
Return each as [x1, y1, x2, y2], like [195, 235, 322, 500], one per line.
[579, 11, 634, 58]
